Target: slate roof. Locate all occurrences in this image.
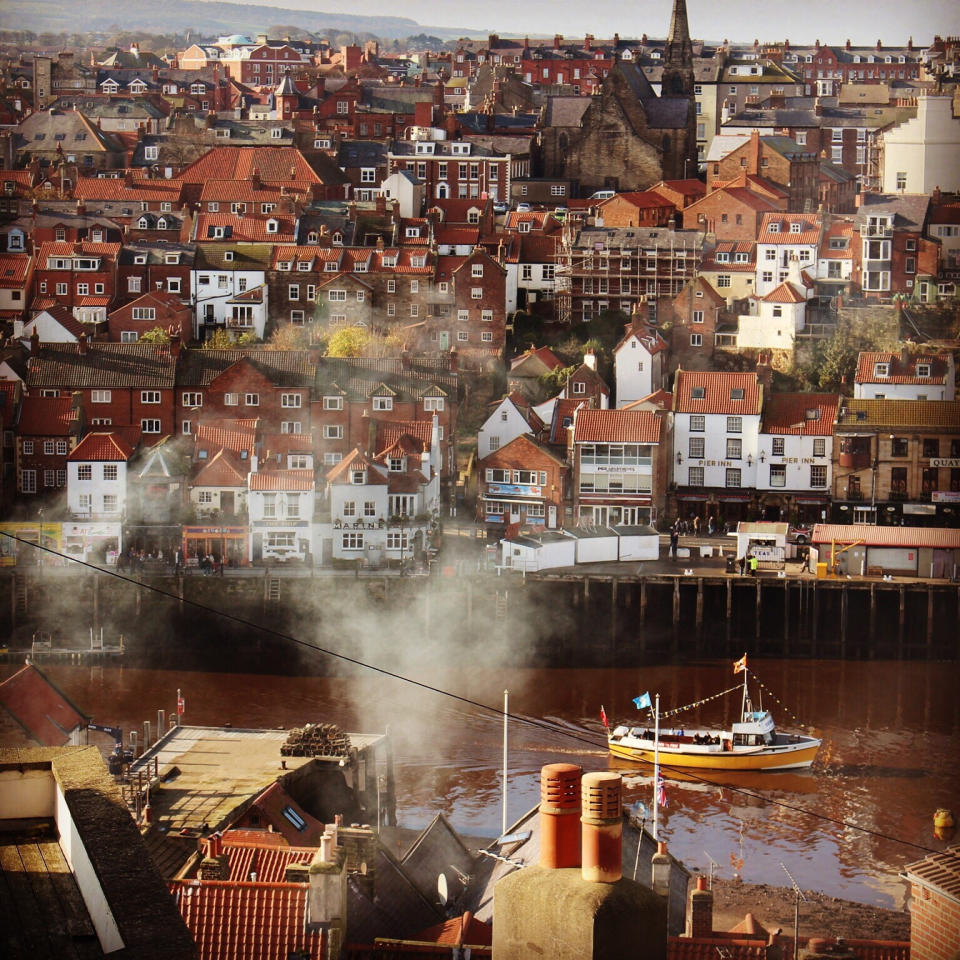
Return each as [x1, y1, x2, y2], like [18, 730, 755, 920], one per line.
[835, 399, 960, 428]
[316, 357, 457, 401]
[573, 408, 663, 444]
[0, 663, 89, 745]
[177, 350, 314, 388]
[27, 342, 177, 389]
[170, 880, 325, 960]
[674, 371, 763, 415]
[762, 393, 839, 436]
[854, 193, 930, 232]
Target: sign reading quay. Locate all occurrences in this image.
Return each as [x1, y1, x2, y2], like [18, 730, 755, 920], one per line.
[930, 458, 960, 468]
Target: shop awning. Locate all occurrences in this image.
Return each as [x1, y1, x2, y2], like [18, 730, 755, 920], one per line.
[717, 494, 751, 503]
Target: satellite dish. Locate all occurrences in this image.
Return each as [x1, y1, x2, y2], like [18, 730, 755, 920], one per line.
[437, 872, 448, 905]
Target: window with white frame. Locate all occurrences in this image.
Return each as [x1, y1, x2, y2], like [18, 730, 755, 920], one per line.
[102, 494, 118, 512]
[281, 421, 303, 434]
[323, 396, 343, 410]
[245, 393, 259, 406]
[341, 532, 364, 550]
[281, 394, 301, 408]
[324, 425, 343, 439]
[690, 333, 703, 346]
[103, 464, 118, 481]
[141, 419, 161, 433]
[141, 391, 160, 404]
[373, 397, 393, 411]
[725, 468, 742, 488]
[424, 397, 445, 411]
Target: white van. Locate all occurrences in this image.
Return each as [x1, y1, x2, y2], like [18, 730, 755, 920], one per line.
[590, 190, 616, 200]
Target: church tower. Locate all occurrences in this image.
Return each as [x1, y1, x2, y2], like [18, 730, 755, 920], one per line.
[661, 0, 694, 97]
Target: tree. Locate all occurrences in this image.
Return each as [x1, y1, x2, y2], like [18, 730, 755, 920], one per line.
[202, 330, 257, 350]
[139, 326, 170, 343]
[325, 326, 403, 358]
[538, 364, 577, 395]
[266, 324, 314, 350]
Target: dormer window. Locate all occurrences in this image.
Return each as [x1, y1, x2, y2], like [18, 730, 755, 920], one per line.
[351, 470, 365, 484]
[389, 457, 403, 472]
[691, 386, 705, 399]
[372, 396, 393, 411]
[874, 362, 889, 377]
[916, 363, 930, 378]
[266, 219, 279, 234]
[789, 222, 802, 234]
[769, 222, 780, 233]
[730, 388, 745, 400]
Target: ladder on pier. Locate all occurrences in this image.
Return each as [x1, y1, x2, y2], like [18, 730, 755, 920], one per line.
[495, 591, 508, 621]
[14, 577, 27, 614]
[265, 577, 281, 605]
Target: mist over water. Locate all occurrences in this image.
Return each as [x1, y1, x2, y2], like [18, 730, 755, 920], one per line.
[5, 655, 956, 909]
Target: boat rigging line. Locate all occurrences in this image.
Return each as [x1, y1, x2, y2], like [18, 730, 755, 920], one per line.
[0, 532, 940, 857]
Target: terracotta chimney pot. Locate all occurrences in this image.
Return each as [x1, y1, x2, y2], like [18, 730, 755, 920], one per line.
[539, 763, 582, 869]
[580, 771, 622, 883]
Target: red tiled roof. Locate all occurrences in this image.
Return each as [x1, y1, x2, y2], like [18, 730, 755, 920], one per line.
[17, 395, 74, 436]
[623, 389, 674, 411]
[74, 176, 186, 204]
[573, 408, 662, 444]
[415, 912, 492, 946]
[668, 938, 767, 960]
[248, 469, 314, 491]
[177, 146, 322, 185]
[36, 240, 122, 262]
[195, 420, 258, 456]
[812, 524, 960, 549]
[217, 838, 314, 883]
[510, 346, 563, 373]
[0, 254, 32, 287]
[377, 418, 432, 450]
[170, 880, 325, 960]
[325, 449, 387, 484]
[757, 213, 822, 244]
[763, 281, 806, 303]
[600, 190, 673, 209]
[855, 351, 951, 384]
[199, 179, 314, 203]
[193, 449, 248, 487]
[762, 393, 839, 436]
[0, 663, 88, 746]
[69, 431, 135, 461]
[195, 213, 296, 243]
[550, 397, 586, 444]
[904, 842, 960, 904]
[674, 371, 763, 415]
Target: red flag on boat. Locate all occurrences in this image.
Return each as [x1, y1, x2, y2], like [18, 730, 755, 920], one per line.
[733, 654, 748, 675]
[600, 705, 609, 729]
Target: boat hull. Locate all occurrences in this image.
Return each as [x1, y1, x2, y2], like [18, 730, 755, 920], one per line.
[607, 739, 821, 771]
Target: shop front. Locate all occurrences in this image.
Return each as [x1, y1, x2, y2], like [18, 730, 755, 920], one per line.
[182, 525, 249, 568]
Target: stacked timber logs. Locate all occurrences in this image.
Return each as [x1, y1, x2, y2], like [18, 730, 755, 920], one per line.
[281, 722, 351, 758]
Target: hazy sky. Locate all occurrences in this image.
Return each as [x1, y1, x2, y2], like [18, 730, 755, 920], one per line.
[211, 0, 960, 45]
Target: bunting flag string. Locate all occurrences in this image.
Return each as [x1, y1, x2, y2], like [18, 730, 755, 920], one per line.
[747, 673, 807, 727]
[657, 683, 742, 720]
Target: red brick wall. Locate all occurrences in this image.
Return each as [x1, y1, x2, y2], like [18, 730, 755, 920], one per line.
[910, 883, 960, 960]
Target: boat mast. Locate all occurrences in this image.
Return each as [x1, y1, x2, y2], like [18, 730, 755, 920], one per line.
[502, 689, 508, 837]
[653, 693, 660, 842]
[739, 657, 749, 721]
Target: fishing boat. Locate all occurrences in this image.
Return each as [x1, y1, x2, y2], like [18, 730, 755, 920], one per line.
[606, 656, 821, 772]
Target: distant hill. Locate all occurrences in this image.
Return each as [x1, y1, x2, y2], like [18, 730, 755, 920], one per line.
[2, 0, 478, 41]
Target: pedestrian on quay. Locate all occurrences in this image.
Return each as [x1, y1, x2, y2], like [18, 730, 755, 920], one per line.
[669, 526, 679, 561]
[749, 554, 759, 576]
[693, 515, 700, 536]
[739, 554, 746, 576]
[708, 516, 715, 537]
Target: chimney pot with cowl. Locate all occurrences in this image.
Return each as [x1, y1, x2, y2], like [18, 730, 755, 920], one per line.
[539, 763, 582, 869]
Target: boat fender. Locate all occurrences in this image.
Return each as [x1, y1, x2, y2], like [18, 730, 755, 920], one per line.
[934, 808, 955, 829]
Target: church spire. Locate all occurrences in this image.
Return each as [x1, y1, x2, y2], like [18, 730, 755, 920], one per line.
[667, 0, 691, 46]
[662, 0, 694, 97]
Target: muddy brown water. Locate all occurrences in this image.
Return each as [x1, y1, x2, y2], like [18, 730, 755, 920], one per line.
[3, 657, 956, 909]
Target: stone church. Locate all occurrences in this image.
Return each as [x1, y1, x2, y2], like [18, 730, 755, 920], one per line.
[542, 0, 698, 192]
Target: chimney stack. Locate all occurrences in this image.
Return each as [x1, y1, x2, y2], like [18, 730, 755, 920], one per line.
[583, 351, 597, 372]
[580, 772, 622, 883]
[688, 875, 714, 937]
[77, 331, 88, 355]
[539, 763, 582, 869]
[651, 840, 671, 896]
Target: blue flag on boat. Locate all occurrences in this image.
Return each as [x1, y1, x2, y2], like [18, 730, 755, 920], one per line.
[633, 692, 652, 710]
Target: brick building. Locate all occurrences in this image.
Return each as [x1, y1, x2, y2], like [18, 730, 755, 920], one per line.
[903, 842, 960, 960]
[478, 434, 567, 529]
[831, 398, 960, 526]
[14, 395, 78, 497]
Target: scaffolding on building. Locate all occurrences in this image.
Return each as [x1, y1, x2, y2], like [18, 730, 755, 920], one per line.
[554, 222, 705, 326]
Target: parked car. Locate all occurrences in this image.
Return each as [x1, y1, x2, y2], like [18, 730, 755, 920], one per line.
[787, 525, 811, 545]
[552, 206, 568, 221]
[493, 200, 508, 214]
[516, 202, 532, 213]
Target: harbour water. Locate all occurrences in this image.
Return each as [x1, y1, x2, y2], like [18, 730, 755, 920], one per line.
[4, 656, 956, 910]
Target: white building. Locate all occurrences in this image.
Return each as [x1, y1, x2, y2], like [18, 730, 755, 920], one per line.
[66, 431, 134, 520]
[754, 212, 822, 298]
[854, 350, 955, 401]
[881, 95, 960, 195]
[191, 247, 269, 341]
[247, 469, 315, 563]
[735, 263, 813, 352]
[672, 370, 763, 522]
[613, 317, 669, 408]
[756, 393, 839, 523]
[380, 170, 426, 219]
[477, 394, 538, 460]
